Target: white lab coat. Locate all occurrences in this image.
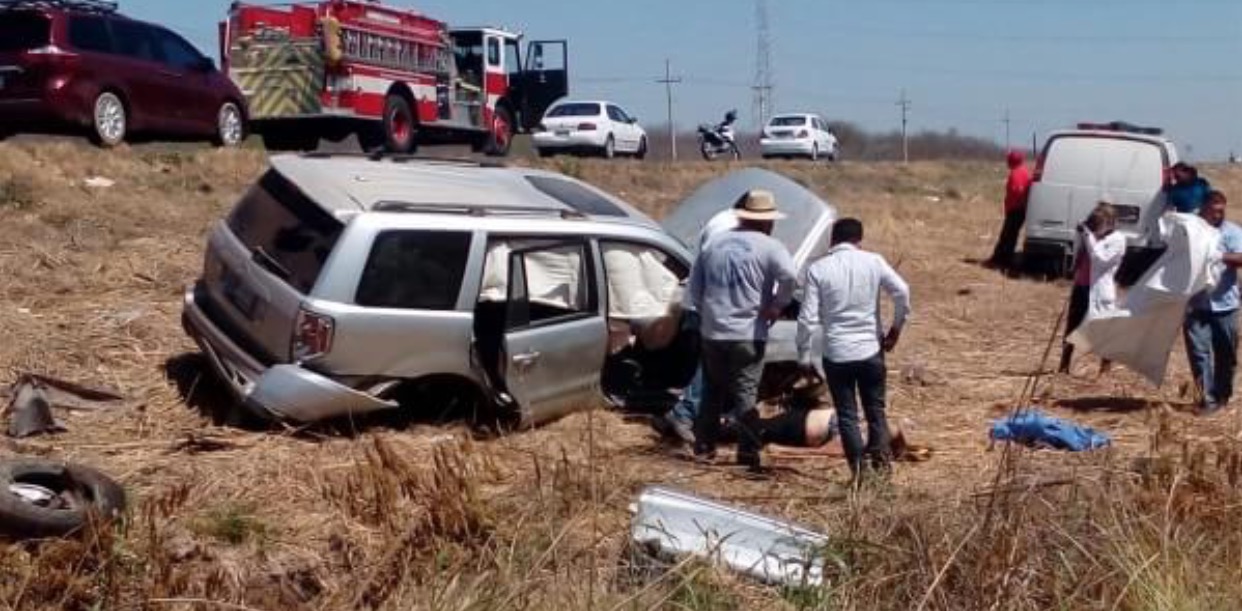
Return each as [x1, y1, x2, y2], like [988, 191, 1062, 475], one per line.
[1080, 230, 1127, 319]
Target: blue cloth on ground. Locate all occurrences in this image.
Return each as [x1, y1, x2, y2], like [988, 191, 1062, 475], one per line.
[989, 410, 1111, 451]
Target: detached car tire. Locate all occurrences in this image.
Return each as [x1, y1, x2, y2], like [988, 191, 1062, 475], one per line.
[0, 458, 126, 539]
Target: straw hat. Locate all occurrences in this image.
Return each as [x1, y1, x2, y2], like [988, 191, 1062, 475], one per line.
[734, 189, 786, 221]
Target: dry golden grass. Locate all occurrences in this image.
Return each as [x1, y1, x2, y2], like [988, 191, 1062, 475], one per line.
[3, 140, 1242, 609]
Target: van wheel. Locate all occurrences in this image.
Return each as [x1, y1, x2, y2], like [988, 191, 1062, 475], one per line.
[213, 102, 246, 148]
[90, 91, 127, 148]
[383, 94, 417, 154]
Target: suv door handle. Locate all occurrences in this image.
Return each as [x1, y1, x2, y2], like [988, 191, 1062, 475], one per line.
[512, 351, 542, 366]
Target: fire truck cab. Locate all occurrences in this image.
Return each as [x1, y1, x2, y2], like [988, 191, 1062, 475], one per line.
[220, 1, 568, 155]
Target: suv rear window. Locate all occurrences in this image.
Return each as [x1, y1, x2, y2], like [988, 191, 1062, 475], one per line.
[356, 231, 471, 310]
[1042, 136, 1165, 192]
[526, 175, 627, 217]
[0, 12, 50, 51]
[227, 170, 344, 293]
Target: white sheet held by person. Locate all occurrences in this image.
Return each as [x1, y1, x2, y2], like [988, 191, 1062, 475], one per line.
[1068, 212, 1221, 386]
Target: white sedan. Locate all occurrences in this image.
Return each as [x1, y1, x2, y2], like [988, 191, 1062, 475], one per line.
[760, 113, 839, 161]
[533, 100, 649, 159]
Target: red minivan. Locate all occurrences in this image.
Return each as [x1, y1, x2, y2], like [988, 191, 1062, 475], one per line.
[0, 0, 247, 147]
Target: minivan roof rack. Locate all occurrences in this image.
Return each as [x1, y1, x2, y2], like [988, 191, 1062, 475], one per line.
[372, 201, 586, 219]
[298, 151, 507, 169]
[0, 0, 118, 13]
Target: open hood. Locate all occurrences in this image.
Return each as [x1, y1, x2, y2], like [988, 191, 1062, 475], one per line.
[661, 168, 837, 270]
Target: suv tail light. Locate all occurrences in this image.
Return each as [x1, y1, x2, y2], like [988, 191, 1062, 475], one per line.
[23, 45, 79, 71]
[292, 307, 334, 361]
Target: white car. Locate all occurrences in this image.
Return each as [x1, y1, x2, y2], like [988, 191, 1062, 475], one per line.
[533, 100, 648, 159]
[760, 113, 839, 161]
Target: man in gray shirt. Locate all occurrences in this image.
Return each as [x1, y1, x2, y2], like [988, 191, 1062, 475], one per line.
[687, 190, 798, 469]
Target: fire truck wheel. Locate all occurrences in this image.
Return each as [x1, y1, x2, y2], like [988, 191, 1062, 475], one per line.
[483, 107, 514, 157]
[383, 94, 417, 154]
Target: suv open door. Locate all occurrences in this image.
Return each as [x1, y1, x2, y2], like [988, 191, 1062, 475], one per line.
[514, 39, 568, 131]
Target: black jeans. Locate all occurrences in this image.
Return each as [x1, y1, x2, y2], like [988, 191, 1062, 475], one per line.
[696, 340, 765, 461]
[1059, 284, 1090, 372]
[990, 209, 1026, 268]
[824, 353, 890, 473]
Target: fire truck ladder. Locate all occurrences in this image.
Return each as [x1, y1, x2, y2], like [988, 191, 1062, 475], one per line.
[0, 0, 118, 12]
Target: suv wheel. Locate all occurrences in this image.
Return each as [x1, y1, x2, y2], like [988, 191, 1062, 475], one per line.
[214, 102, 245, 148]
[383, 94, 417, 154]
[91, 92, 127, 148]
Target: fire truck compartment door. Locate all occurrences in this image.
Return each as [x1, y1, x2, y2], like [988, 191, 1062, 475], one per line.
[521, 40, 568, 129]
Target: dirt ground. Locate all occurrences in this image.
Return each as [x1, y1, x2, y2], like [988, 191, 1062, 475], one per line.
[3, 141, 1242, 609]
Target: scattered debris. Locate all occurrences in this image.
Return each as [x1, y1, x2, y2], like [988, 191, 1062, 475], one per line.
[4, 374, 125, 438]
[5, 380, 66, 438]
[168, 432, 255, 455]
[900, 363, 945, 387]
[83, 176, 116, 189]
[989, 410, 1111, 451]
[629, 485, 831, 587]
[0, 458, 127, 539]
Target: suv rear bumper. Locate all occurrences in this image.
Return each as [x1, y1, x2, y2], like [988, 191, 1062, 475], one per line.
[182, 285, 397, 422]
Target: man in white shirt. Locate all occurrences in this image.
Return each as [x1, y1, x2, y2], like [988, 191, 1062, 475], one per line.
[688, 190, 798, 469]
[796, 218, 911, 480]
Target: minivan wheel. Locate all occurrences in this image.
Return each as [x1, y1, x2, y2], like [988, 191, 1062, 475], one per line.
[91, 92, 127, 148]
[214, 102, 245, 148]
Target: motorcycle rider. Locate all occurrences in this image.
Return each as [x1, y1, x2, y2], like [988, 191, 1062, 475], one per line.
[699, 110, 740, 160]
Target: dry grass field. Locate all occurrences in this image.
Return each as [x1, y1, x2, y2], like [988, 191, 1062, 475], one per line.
[3, 140, 1242, 610]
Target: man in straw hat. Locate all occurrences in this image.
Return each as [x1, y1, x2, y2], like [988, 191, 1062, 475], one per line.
[796, 218, 911, 483]
[686, 189, 798, 470]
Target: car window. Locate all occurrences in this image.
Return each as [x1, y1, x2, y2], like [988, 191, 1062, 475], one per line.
[486, 37, 500, 67]
[506, 241, 595, 327]
[111, 20, 162, 63]
[525, 175, 627, 217]
[226, 170, 345, 294]
[601, 240, 686, 320]
[769, 116, 808, 127]
[1042, 137, 1165, 191]
[154, 27, 205, 70]
[503, 39, 520, 74]
[547, 103, 601, 118]
[0, 12, 50, 51]
[606, 106, 626, 122]
[355, 231, 471, 310]
[67, 16, 112, 54]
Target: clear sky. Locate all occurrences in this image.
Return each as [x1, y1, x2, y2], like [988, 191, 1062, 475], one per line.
[128, 0, 1242, 159]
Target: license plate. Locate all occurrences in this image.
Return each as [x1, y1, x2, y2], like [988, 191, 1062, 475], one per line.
[555, 130, 570, 137]
[220, 267, 260, 320]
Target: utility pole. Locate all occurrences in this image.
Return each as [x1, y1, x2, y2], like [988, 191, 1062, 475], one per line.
[656, 58, 682, 160]
[751, 0, 774, 128]
[1002, 108, 1011, 150]
[897, 89, 911, 163]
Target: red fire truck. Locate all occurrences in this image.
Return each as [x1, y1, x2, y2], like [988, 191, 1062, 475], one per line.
[219, 1, 568, 155]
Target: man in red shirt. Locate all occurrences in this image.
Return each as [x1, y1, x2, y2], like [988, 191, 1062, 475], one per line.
[987, 150, 1033, 271]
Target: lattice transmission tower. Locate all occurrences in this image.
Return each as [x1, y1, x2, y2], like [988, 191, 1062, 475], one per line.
[751, 0, 774, 129]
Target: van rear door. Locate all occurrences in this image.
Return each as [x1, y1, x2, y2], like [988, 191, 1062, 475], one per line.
[199, 169, 344, 365]
[1027, 135, 1168, 248]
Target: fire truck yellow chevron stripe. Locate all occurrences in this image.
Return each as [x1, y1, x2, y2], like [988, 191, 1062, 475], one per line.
[229, 42, 325, 119]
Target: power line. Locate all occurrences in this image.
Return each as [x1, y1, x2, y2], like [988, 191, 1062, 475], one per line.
[655, 59, 683, 160]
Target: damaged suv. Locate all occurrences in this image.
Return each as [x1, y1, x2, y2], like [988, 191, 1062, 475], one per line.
[182, 154, 835, 427]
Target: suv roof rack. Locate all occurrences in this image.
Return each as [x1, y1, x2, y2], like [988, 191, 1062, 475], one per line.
[298, 151, 508, 169]
[372, 201, 586, 219]
[0, 0, 118, 13]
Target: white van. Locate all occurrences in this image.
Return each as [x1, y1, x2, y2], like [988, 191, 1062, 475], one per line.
[1023, 123, 1179, 277]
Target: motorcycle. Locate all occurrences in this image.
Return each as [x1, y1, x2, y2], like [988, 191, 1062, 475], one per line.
[697, 110, 741, 161]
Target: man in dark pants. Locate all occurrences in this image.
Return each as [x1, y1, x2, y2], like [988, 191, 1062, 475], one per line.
[796, 218, 911, 481]
[687, 190, 797, 470]
[1186, 191, 1242, 413]
[987, 150, 1032, 271]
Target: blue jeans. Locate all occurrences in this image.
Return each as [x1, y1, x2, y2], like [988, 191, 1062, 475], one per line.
[1185, 309, 1239, 406]
[824, 353, 890, 474]
[671, 368, 703, 423]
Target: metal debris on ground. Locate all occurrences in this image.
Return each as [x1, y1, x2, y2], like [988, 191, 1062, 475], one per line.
[83, 176, 116, 189]
[3, 373, 125, 438]
[629, 485, 831, 587]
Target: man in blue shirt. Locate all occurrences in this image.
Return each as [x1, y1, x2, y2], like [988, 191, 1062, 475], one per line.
[1167, 163, 1213, 214]
[1185, 190, 1242, 413]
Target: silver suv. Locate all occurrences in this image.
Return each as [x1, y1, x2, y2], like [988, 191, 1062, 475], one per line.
[182, 154, 835, 426]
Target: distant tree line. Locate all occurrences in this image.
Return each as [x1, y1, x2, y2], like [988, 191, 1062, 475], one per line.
[642, 121, 1006, 162]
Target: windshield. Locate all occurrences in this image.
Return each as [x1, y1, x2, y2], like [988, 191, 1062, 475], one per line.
[661, 168, 837, 270]
[769, 116, 809, 127]
[0, 12, 50, 51]
[547, 103, 602, 118]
